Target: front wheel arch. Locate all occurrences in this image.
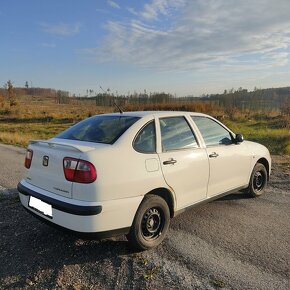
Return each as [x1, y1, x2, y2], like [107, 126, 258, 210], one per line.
[256, 157, 270, 181]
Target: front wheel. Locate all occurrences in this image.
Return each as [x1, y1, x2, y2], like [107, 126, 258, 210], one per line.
[246, 163, 268, 197]
[127, 195, 170, 250]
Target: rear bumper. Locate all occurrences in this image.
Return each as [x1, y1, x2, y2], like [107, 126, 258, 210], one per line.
[18, 182, 102, 216]
[22, 206, 130, 239]
[18, 180, 143, 235]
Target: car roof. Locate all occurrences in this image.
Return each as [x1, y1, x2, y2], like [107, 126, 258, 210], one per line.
[99, 111, 209, 118]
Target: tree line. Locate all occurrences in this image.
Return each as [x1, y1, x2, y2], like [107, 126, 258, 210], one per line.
[1, 80, 289, 115]
[0, 80, 70, 106]
[92, 87, 289, 115]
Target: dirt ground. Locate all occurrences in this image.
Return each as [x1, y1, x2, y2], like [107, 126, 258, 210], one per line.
[0, 155, 289, 290]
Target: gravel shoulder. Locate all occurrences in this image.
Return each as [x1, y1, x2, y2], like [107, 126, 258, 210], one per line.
[0, 147, 289, 289]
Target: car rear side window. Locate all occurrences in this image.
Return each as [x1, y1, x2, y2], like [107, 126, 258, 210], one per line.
[160, 117, 198, 151]
[56, 115, 140, 144]
[133, 121, 156, 153]
[191, 116, 233, 146]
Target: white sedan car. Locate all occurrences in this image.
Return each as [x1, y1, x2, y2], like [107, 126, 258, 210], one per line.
[18, 111, 271, 250]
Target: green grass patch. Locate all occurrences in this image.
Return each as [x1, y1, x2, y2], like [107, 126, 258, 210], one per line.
[224, 118, 290, 155]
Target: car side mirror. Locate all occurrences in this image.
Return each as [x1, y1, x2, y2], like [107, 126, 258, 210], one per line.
[235, 134, 244, 143]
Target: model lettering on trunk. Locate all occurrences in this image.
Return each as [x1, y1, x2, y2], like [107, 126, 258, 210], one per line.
[53, 187, 69, 194]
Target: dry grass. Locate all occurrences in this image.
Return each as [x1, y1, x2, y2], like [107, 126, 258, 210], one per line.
[0, 95, 115, 147]
[0, 95, 111, 120]
[0, 132, 35, 147]
[0, 95, 289, 154]
[123, 101, 222, 115]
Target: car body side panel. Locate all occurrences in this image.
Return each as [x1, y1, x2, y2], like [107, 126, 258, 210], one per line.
[72, 144, 169, 203]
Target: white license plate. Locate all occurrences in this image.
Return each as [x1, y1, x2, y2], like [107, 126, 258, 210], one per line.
[29, 196, 52, 218]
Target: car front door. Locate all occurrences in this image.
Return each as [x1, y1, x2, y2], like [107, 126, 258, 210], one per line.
[157, 116, 209, 210]
[191, 116, 252, 197]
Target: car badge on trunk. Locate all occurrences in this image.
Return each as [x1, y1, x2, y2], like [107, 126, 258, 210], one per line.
[43, 156, 49, 167]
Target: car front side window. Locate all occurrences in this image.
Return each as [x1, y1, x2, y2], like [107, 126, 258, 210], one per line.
[191, 116, 233, 146]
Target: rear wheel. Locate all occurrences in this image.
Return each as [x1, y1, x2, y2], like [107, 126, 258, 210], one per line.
[247, 163, 268, 197]
[127, 195, 170, 250]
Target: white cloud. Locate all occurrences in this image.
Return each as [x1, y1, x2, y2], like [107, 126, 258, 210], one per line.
[41, 43, 56, 48]
[107, 0, 120, 9]
[127, 7, 138, 16]
[86, 0, 290, 72]
[140, 0, 185, 20]
[41, 22, 81, 36]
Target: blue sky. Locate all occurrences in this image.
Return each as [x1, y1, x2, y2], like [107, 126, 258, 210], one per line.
[1, 0, 290, 96]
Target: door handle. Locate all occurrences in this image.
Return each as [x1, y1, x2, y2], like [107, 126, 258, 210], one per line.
[209, 152, 219, 158]
[163, 158, 177, 165]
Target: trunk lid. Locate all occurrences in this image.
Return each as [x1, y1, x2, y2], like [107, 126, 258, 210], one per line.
[24, 139, 97, 198]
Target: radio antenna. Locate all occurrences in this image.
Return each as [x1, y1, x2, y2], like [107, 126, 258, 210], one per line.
[114, 101, 123, 114]
[99, 85, 123, 114]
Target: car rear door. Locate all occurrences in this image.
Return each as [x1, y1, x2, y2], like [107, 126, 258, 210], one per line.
[157, 116, 209, 210]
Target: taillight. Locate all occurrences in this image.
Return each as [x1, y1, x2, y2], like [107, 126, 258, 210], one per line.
[25, 149, 33, 169]
[63, 157, 97, 183]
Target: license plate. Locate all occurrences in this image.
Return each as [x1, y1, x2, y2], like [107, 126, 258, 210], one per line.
[29, 196, 52, 218]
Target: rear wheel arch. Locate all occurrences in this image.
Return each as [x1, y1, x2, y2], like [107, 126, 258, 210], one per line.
[144, 188, 175, 218]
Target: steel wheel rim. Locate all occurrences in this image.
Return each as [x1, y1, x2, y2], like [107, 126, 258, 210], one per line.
[141, 207, 163, 241]
[253, 171, 265, 192]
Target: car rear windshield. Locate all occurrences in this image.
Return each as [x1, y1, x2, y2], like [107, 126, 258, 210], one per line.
[56, 115, 140, 144]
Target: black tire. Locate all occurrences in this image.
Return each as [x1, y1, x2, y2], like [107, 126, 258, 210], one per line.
[246, 163, 268, 197]
[127, 195, 170, 250]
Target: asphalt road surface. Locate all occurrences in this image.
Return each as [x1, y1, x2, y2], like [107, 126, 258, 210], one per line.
[0, 143, 289, 289]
